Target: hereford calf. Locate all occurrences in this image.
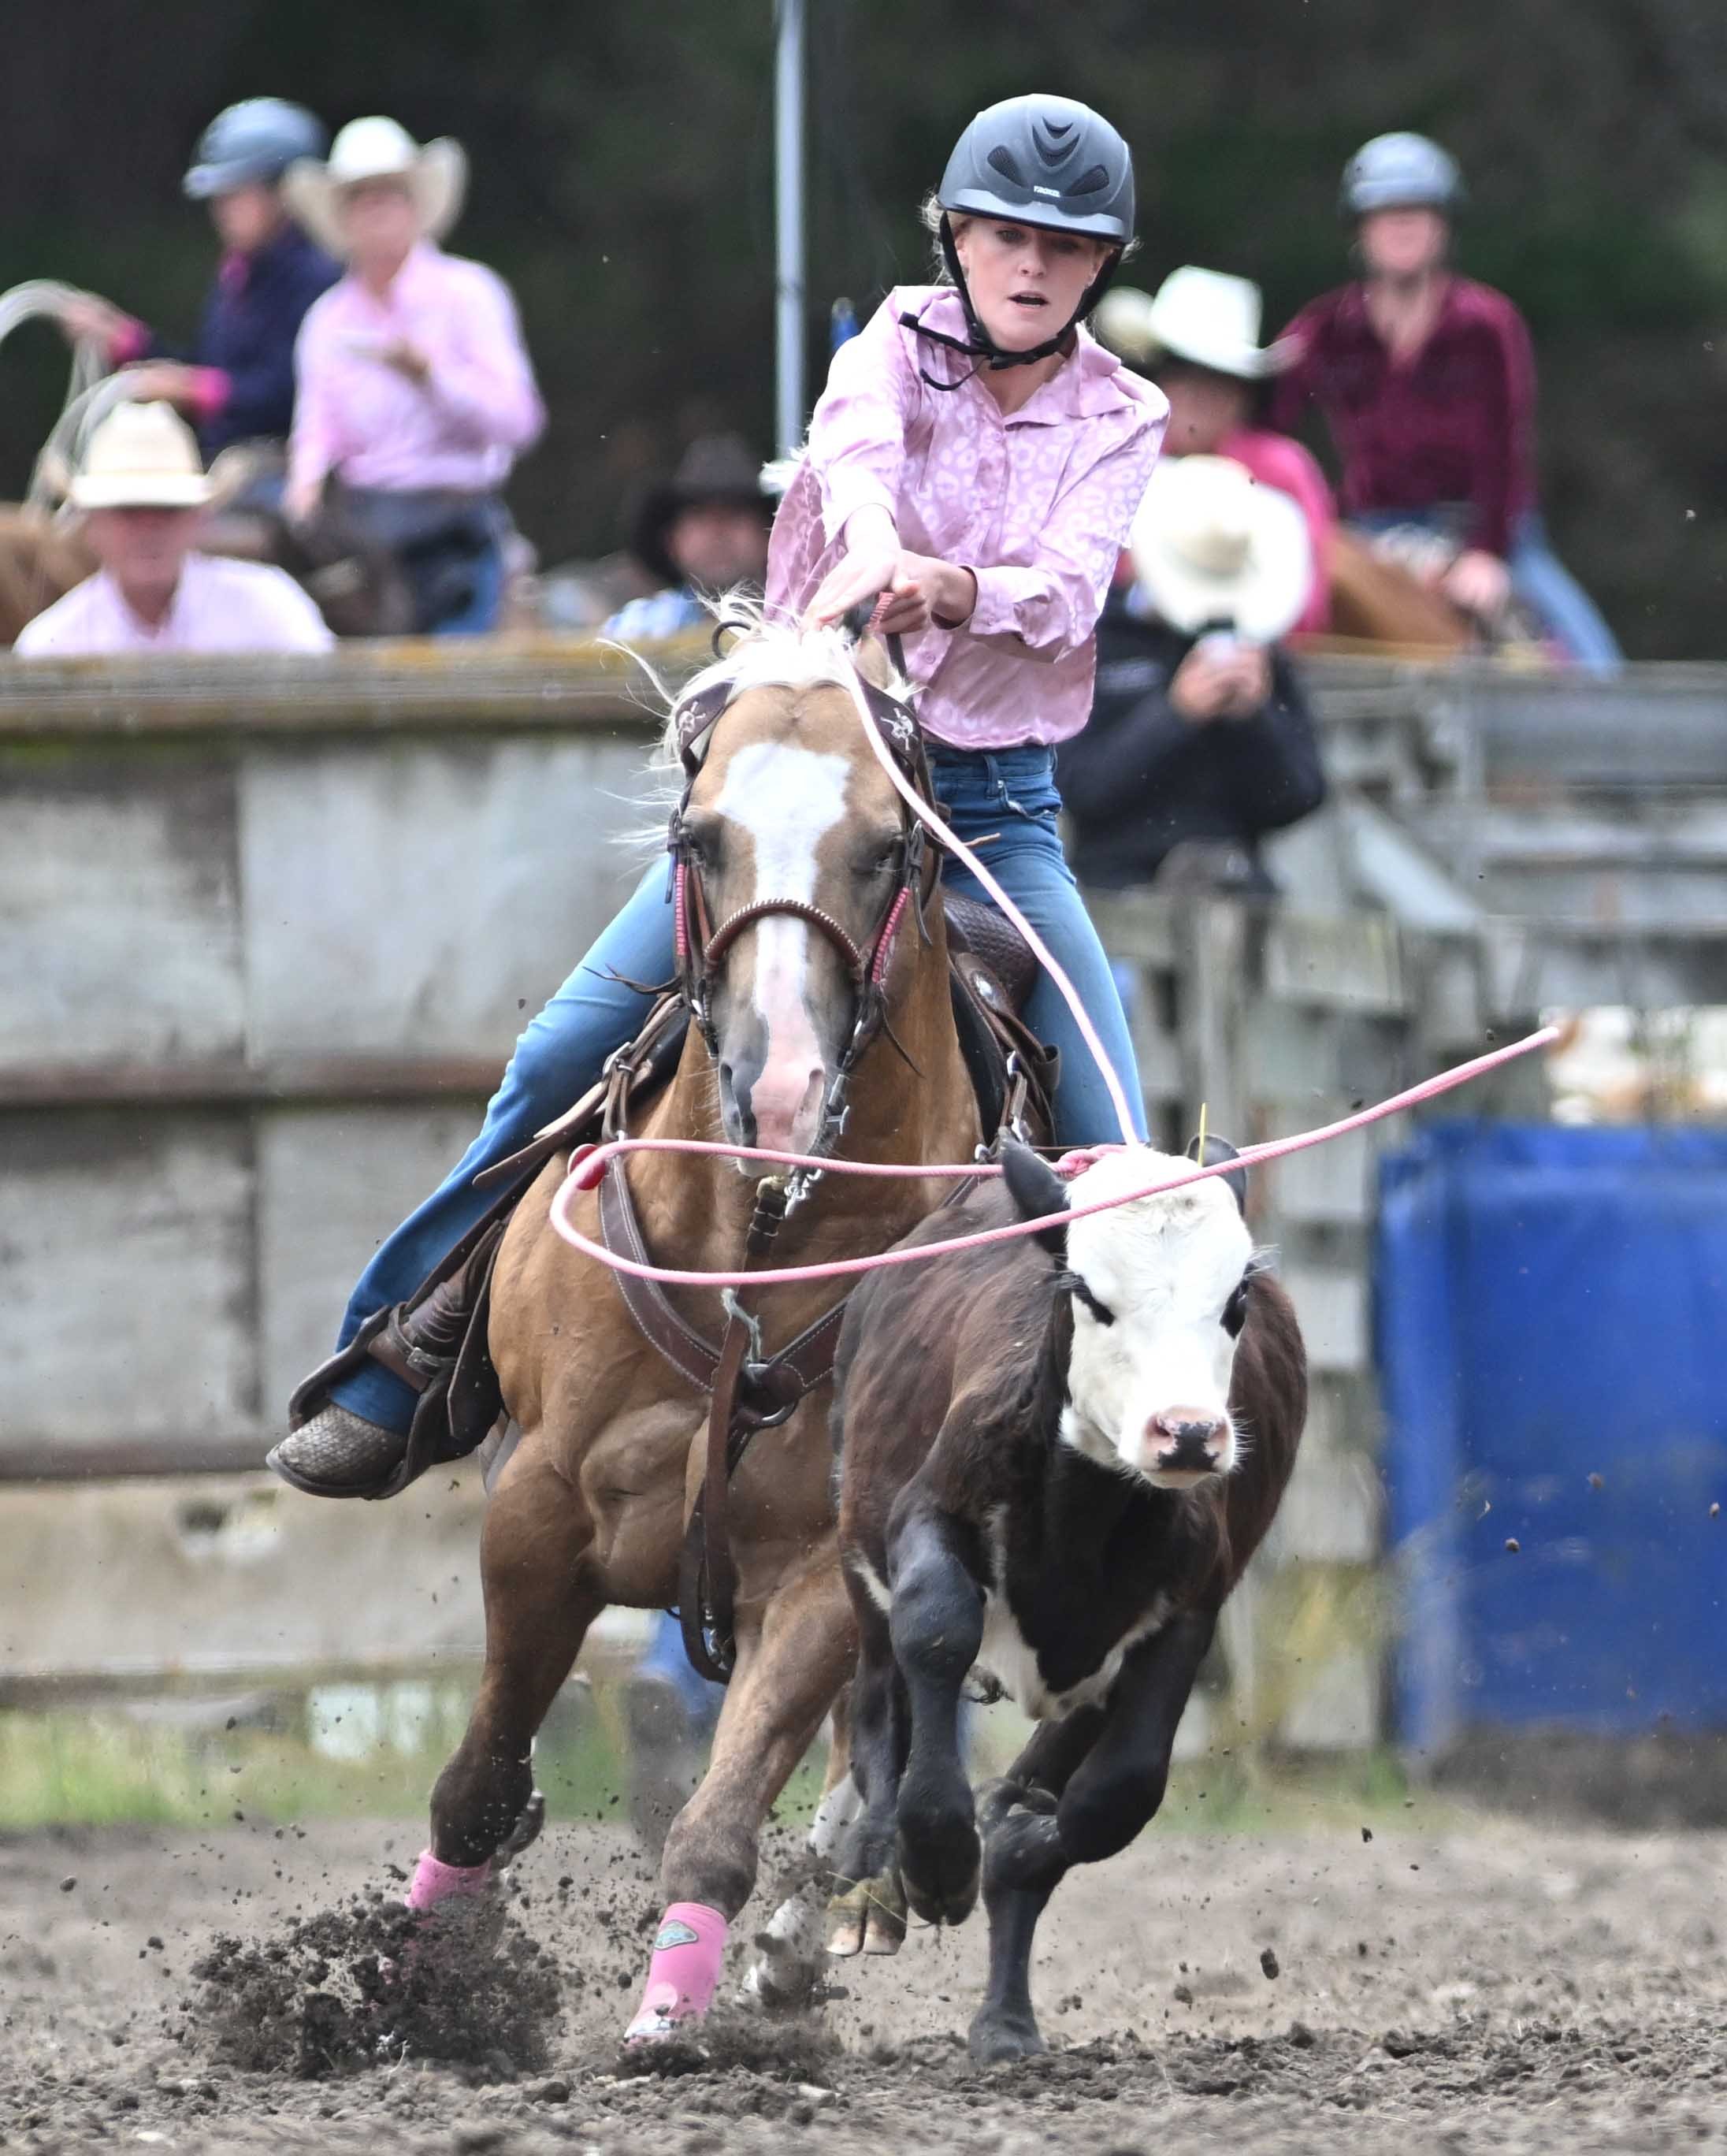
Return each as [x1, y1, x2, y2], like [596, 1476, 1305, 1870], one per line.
[827, 1137, 1306, 2063]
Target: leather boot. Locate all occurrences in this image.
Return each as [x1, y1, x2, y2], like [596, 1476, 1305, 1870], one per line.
[266, 1403, 410, 1500]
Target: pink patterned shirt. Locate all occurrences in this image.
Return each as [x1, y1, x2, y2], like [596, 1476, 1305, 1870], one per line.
[767, 287, 1167, 749]
[289, 242, 544, 496]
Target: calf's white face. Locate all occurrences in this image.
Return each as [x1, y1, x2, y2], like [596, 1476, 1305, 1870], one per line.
[1059, 1149, 1257, 1489]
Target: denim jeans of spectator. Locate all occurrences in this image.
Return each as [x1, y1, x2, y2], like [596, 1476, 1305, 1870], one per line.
[432, 531, 505, 638]
[1347, 507, 1621, 674]
[328, 740, 1146, 1435]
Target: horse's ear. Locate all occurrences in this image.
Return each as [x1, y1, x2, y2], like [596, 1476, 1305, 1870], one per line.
[1000, 1139, 1071, 1263]
[1187, 1132, 1248, 1214]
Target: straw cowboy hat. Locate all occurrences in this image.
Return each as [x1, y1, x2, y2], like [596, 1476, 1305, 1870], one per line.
[1129, 454, 1311, 643]
[1095, 266, 1296, 381]
[631, 433, 774, 585]
[282, 116, 467, 259]
[68, 400, 216, 511]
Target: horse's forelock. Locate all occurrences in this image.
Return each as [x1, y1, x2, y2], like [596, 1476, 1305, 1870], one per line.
[652, 595, 908, 767]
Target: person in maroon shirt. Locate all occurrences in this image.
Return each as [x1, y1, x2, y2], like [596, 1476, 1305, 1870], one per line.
[1273, 132, 1620, 671]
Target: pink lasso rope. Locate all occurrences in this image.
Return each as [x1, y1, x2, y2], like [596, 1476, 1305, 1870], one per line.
[548, 1023, 1562, 1291]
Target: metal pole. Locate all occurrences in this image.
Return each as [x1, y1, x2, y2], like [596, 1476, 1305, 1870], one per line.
[774, 0, 806, 457]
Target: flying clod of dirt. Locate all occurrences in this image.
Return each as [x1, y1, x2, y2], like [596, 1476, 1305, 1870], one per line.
[185, 1887, 562, 2078]
[611, 2006, 842, 2085]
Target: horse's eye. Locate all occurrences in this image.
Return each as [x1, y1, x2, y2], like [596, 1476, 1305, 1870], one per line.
[1221, 1274, 1253, 1338]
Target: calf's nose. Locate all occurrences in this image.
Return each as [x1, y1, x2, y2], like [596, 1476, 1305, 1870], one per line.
[1146, 1409, 1230, 1477]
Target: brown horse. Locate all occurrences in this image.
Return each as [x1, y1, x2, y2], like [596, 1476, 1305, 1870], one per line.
[422, 618, 992, 2031]
[0, 505, 95, 646]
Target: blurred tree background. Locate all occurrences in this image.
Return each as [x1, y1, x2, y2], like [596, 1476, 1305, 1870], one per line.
[2, 0, 1725, 654]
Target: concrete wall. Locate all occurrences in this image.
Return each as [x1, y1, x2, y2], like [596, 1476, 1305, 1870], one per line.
[2, 650, 666, 1477]
[7, 647, 1725, 1723]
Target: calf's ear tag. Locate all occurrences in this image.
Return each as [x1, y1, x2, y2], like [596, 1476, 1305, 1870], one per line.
[1186, 1131, 1248, 1215]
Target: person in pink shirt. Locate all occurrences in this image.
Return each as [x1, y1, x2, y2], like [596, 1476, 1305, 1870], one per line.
[1096, 268, 1335, 634]
[273, 93, 1166, 1504]
[281, 117, 544, 634]
[13, 401, 332, 656]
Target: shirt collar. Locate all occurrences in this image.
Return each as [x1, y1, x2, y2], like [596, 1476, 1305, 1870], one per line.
[100, 559, 195, 642]
[901, 287, 1142, 422]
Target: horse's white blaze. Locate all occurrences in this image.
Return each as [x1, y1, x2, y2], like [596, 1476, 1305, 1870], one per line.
[713, 740, 851, 1143]
[1058, 1148, 1255, 1486]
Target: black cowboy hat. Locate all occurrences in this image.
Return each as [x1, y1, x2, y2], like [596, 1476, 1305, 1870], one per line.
[630, 433, 774, 586]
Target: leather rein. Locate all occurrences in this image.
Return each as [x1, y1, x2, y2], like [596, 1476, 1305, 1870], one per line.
[613, 656, 947, 1682]
[666, 661, 940, 1159]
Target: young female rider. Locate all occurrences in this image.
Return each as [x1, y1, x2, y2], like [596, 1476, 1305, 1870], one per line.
[272, 93, 1166, 1500]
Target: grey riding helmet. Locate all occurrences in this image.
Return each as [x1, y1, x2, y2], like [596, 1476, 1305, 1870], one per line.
[1339, 132, 1465, 220]
[922, 95, 1135, 372]
[183, 99, 328, 200]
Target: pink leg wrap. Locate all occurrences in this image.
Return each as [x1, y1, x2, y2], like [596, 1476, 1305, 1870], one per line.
[623, 1901, 730, 2043]
[406, 1848, 492, 1912]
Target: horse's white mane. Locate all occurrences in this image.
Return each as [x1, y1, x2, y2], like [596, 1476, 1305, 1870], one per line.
[634, 592, 911, 767]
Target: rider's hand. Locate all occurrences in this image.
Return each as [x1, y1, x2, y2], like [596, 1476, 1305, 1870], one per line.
[804, 514, 904, 629]
[60, 295, 136, 357]
[122, 361, 202, 408]
[875, 555, 976, 637]
[1443, 548, 1511, 620]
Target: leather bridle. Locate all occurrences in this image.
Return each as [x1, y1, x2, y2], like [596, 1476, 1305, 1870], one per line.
[665, 659, 941, 1164]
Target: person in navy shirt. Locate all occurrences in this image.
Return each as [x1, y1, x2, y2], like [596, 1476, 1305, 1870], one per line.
[61, 99, 340, 465]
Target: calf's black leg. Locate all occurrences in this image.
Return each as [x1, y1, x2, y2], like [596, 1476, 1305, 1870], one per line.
[826, 1597, 911, 1955]
[887, 1507, 986, 1928]
[970, 1609, 1216, 2065]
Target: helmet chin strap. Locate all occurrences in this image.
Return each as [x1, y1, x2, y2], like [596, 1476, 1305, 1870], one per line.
[899, 216, 1122, 391]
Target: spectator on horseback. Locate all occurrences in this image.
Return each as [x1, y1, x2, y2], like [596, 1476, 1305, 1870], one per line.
[1273, 131, 1621, 672]
[1058, 454, 1325, 897]
[12, 400, 332, 656]
[1094, 269, 1334, 634]
[281, 117, 544, 636]
[58, 100, 340, 474]
[605, 434, 774, 641]
[270, 92, 1163, 1500]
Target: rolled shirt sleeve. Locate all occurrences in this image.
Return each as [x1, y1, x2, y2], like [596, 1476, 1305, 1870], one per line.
[965, 409, 1165, 664]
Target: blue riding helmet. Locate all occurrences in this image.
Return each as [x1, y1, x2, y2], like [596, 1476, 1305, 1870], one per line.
[1339, 132, 1465, 220]
[184, 99, 328, 200]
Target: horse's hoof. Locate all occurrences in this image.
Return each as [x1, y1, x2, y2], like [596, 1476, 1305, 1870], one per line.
[742, 1879, 829, 2011]
[967, 2005, 1049, 2065]
[975, 1776, 1055, 1841]
[825, 1868, 908, 1957]
[496, 1790, 545, 1868]
[897, 1816, 980, 1930]
[896, 1756, 980, 1927]
[623, 1980, 689, 2046]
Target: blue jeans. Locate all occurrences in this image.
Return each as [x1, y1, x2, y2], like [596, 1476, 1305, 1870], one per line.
[1347, 507, 1621, 675]
[432, 532, 505, 638]
[330, 741, 1145, 1433]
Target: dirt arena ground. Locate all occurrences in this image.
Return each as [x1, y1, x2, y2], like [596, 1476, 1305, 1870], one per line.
[3, 1807, 1725, 2154]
